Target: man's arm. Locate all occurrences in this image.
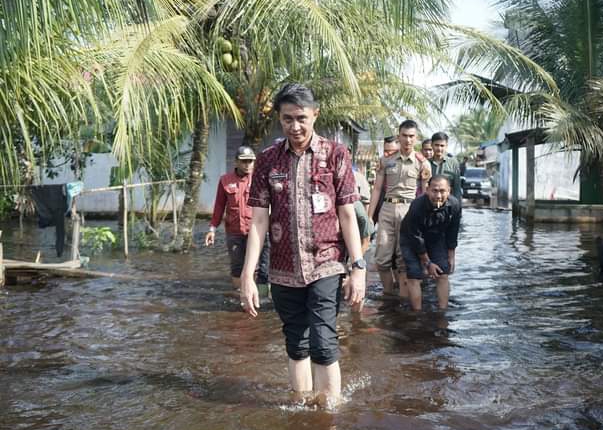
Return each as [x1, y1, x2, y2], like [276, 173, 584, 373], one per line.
[354, 201, 372, 254]
[356, 172, 371, 211]
[205, 182, 227, 246]
[445, 202, 462, 250]
[338, 203, 366, 305]
[452, 161, 463, 199]
[404, 201, 427, 255]
[367, 170, 384, 220]
[420, 160, 432, 193]
[240, 207, 269, 317]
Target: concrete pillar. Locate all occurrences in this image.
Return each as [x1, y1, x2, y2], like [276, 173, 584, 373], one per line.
[526, 136, 535, 222]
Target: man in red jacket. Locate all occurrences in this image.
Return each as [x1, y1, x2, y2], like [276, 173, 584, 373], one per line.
[205, 146, 269, 290]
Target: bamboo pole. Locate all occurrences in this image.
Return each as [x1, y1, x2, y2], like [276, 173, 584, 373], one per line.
[70, 197, 80, 261]
[79, 179, 185, 195]
[123, 180, 129, 258]
[0, 230, 4, 288]
[0, 179, 185, 191]
[171, 182, 178, 237]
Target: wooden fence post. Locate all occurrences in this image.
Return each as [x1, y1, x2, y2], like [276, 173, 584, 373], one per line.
[70, 198, 81, 261]
[171, 181, 178, 238]
[123, 180, 129, 258]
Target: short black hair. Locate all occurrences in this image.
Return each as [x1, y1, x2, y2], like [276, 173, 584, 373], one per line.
[273, 83, 319, 112]
[421, 138, 432, 147]
[428, 174, 451, 187]
[384, 135, 397, 144]
[431, 131, 449, 142]
[398, 119, 418, 132]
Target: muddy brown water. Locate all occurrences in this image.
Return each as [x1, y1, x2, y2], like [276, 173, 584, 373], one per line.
[1, 209, 603, 430]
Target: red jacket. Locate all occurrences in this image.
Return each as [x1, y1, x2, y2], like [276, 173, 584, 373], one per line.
[209, 170, 252, 235]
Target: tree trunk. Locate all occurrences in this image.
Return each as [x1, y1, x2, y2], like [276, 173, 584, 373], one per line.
[242, 114, 272, 151]
[242, 127, 263, 151]
[174, 118, 209, 251]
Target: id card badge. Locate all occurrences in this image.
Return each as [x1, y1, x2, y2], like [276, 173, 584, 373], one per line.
[312, 192, 328, 214]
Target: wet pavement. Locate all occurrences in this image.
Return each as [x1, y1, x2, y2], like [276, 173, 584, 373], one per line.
[1, 208, 603, 429]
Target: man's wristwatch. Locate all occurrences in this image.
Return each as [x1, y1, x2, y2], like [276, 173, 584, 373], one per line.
[209, 226, 216, 233]
[351, 258, 367, 270]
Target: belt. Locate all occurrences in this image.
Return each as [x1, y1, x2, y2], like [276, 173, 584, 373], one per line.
[384, 197, 412, 204]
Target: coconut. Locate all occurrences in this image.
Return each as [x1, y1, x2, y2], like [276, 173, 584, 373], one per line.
[222, 53, 233, 67]
[219, 39, 233, 53]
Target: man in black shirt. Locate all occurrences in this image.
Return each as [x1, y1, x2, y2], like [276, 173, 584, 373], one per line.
[399, 175, 461, 310]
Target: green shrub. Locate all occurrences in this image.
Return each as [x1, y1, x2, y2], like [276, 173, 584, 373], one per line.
[0, 194, 15, 220]
[81, 226, 116, 254]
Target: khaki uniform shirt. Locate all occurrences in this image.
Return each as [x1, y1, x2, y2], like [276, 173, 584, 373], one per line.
[378, 151, 431, 200]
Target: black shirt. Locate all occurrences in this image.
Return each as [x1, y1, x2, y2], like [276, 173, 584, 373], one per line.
[400, 194, 462, 255]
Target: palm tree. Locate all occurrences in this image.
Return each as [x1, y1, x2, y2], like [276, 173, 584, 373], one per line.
[449, 107, 506, 154]
[2, 0, 562, 248]
[209, 0, 455, 148]
[0, 1, 241, 249]
[434, 0, 603, 200]
[497, 0, 603, 202]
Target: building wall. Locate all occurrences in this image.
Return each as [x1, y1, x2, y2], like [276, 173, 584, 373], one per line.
[41, 121, 228, 215]
[498, 144, 580, 201]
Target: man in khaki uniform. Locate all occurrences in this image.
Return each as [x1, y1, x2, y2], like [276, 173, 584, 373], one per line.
[368, 120, 431, 298]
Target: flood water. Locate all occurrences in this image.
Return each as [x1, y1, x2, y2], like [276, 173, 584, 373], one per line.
[1, 209, 603, 430]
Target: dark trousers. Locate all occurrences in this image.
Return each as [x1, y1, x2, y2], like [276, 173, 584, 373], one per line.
[226, 233, 269, 283]
[271, 275, 342, 366]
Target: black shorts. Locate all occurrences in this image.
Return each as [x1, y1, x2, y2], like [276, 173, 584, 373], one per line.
[401, 236, 450, 280]
[271, 275, 342, 366]
[226, 234, 247, 278]
[225, 234, 269, 282]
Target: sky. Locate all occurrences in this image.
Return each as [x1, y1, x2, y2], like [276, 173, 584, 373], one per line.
[416, 0, 506, 150]
[450, 0, 504, 35]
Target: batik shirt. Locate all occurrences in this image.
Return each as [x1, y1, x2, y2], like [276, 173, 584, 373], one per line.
[249, 134, 359, 287]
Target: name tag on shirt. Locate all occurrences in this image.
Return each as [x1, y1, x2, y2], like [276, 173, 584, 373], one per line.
[312, 193, 328, 214]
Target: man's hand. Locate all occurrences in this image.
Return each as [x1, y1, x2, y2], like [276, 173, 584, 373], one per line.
[240, 274, 260, 317]
[205, 231, 215, 246]
[344, 269, 366, 305]
[426, 262, 444, 279]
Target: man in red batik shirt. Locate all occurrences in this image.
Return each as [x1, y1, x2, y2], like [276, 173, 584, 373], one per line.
[205, 146, 269, 290]
[240, 83, 365, 406]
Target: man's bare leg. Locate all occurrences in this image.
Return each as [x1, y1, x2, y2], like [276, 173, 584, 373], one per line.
[313, 361, 341, 407]
[436, 275, 449, 309]
[379, 269, 395, 295]
[397, 272, 409, 299]
[407, 279, 422, 311]
[288, 358, 313, 401]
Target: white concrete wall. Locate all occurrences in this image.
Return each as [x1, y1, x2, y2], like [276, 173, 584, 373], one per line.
[498, 143, 579, 201]
[533, 146, 580, 200]
[40, 121, 228, 215]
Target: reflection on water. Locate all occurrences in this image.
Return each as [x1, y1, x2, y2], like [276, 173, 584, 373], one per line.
[1, 210, 603, 429]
